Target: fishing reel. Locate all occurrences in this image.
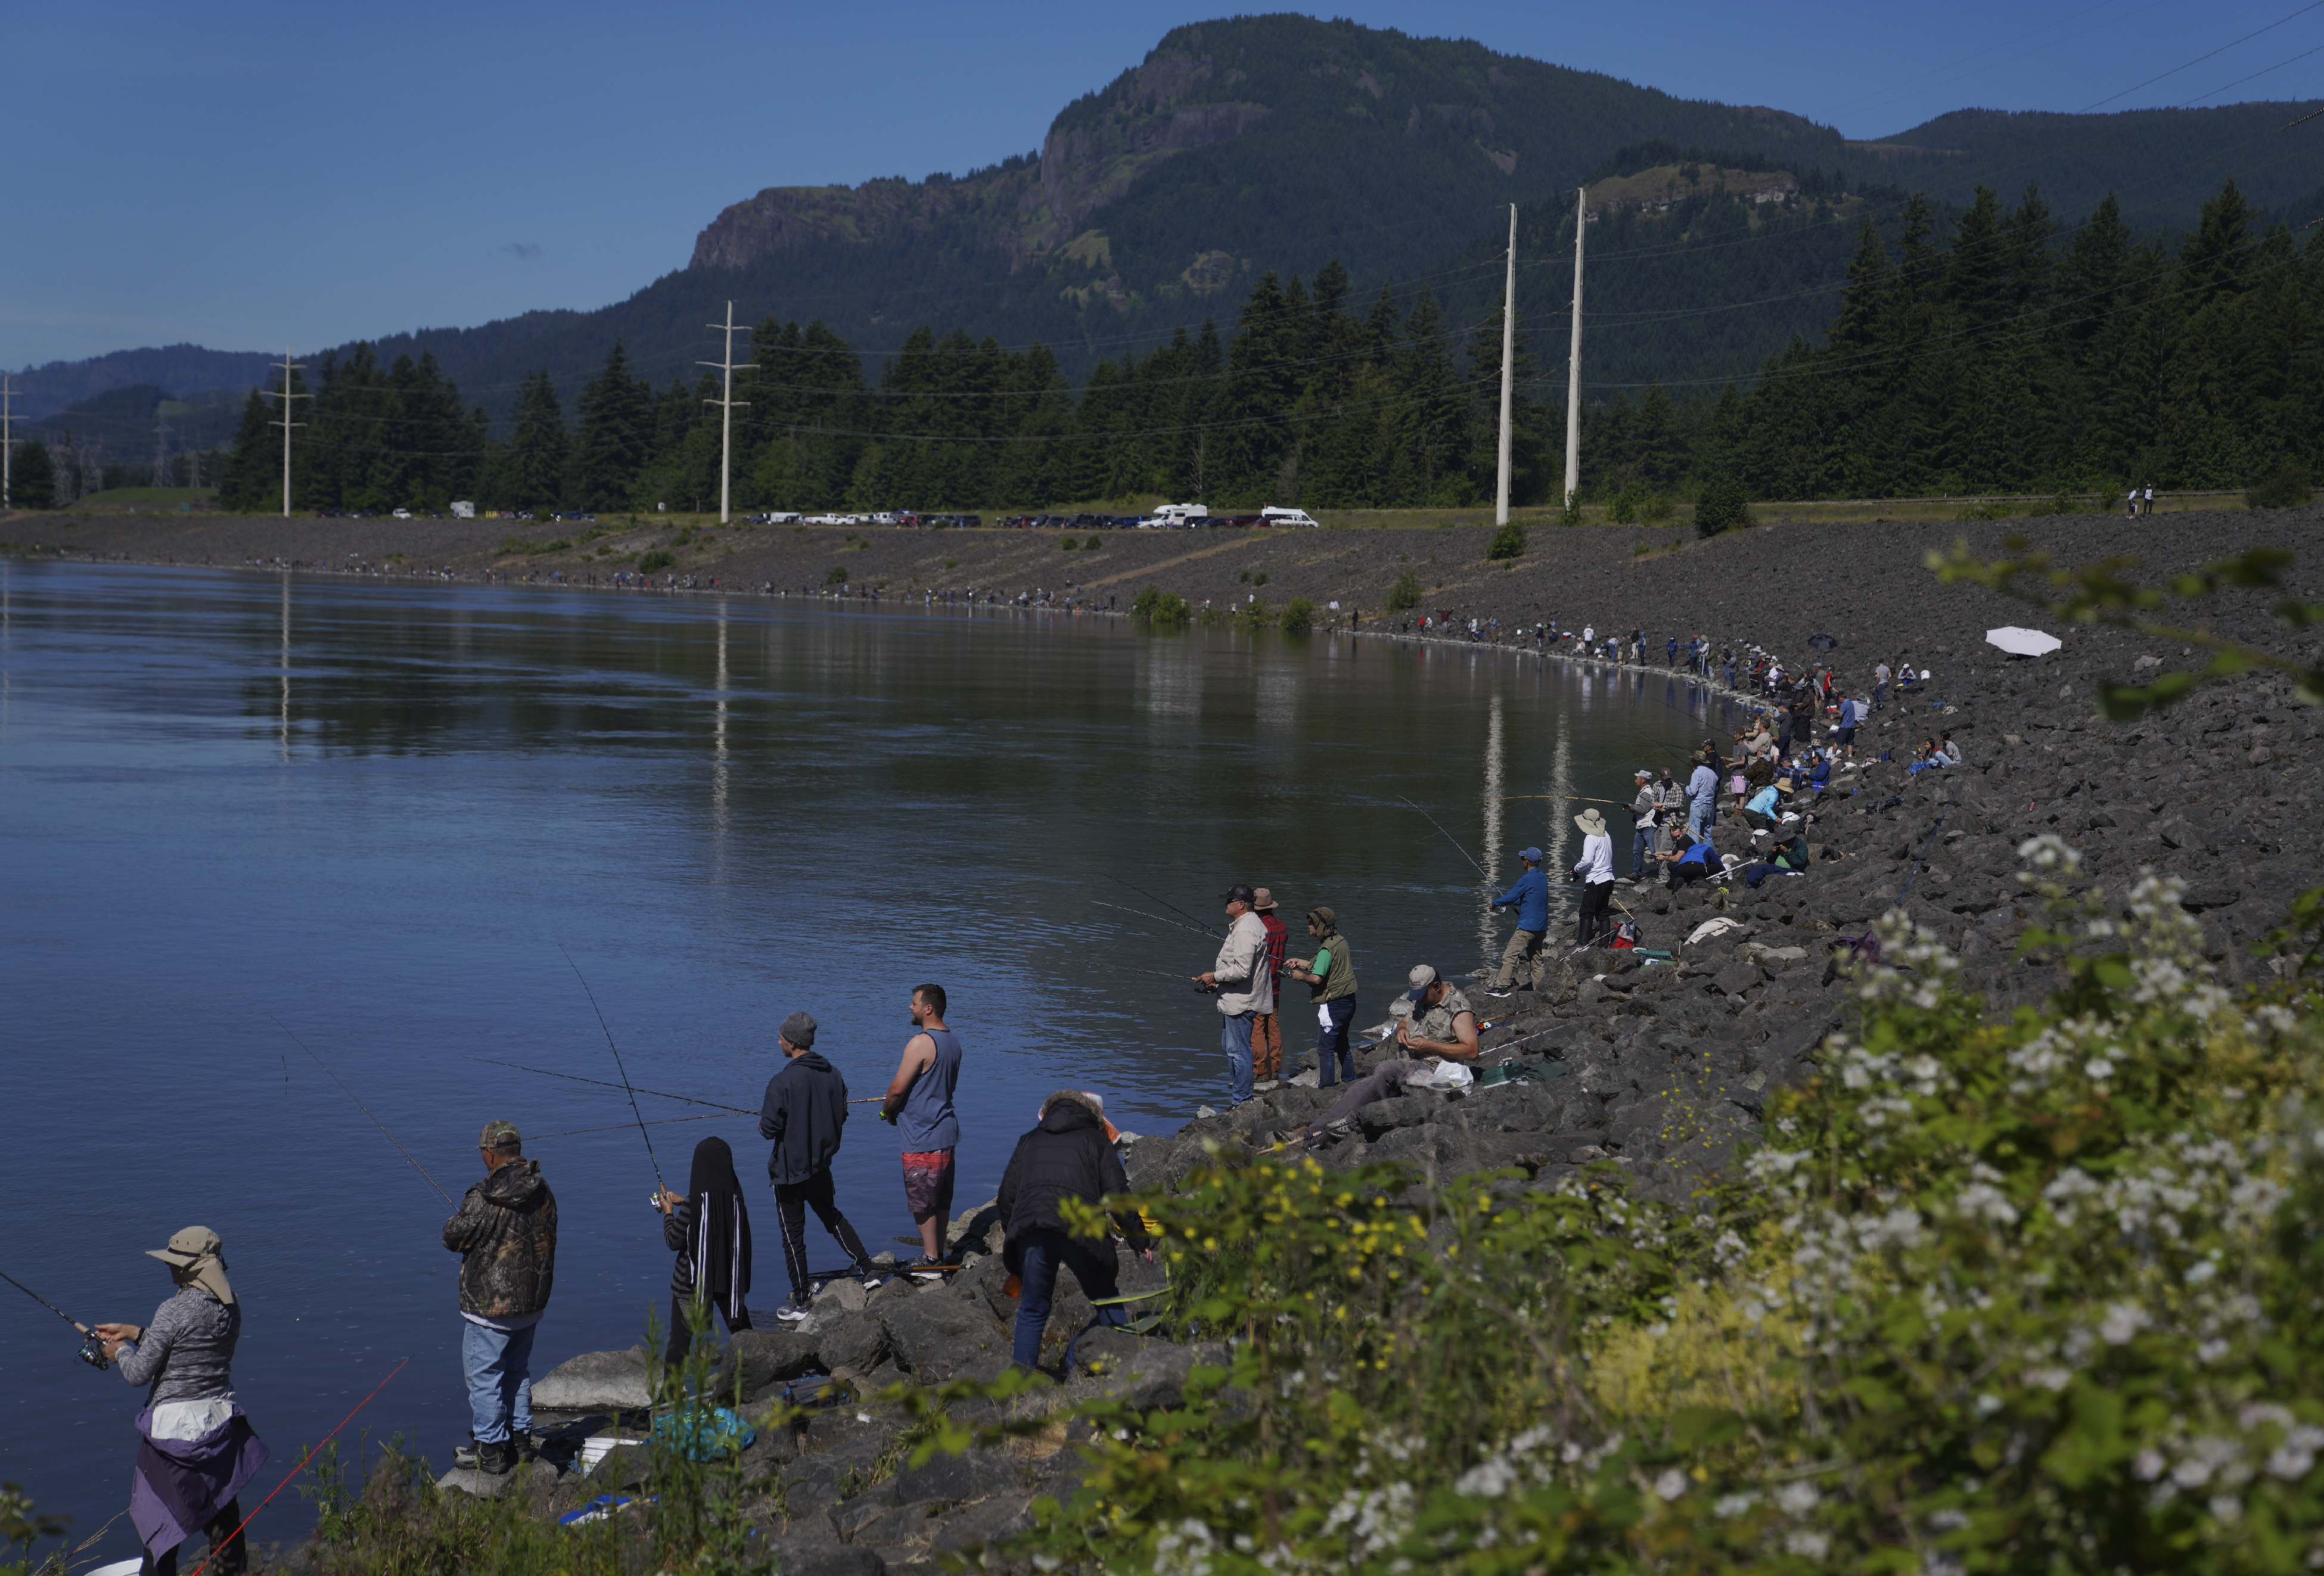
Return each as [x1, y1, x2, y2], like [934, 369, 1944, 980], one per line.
[78, 1332, 111, 1370]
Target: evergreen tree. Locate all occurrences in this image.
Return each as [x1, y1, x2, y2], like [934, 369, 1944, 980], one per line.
[572, 339, 652, 511]
[8, 438, 57, 509]
[496, 369, 568, 512]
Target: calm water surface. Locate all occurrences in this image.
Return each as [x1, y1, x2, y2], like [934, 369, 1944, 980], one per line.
[0, 561, 1733, 1561]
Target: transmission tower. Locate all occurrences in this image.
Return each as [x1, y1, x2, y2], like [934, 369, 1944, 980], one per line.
[262, 348, 307, 517]
[700, 302, 754, 524]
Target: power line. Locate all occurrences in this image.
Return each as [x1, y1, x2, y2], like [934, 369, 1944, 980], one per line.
[2077, 1, 2324, 111]
[259, 349, 307, 518]
[700, 301, 754, 524]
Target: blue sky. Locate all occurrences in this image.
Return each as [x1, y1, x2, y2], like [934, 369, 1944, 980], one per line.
[7, 0, 2322, 369]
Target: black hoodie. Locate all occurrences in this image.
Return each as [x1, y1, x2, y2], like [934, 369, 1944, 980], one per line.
[996, 1099, 1147, 1273]
[759, 1050, 849, 1186]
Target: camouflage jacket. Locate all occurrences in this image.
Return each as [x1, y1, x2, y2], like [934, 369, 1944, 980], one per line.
[443, 1157, 557, 1319]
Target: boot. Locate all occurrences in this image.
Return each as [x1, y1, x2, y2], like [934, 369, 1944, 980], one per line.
[478, 1438, 520, 1475]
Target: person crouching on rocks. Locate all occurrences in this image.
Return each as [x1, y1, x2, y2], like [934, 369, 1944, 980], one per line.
[443, 1119, 557, 1475]
[1397, 965, 1479, 1062]
[655, 1136, 754, 1372]
[95, 1227, 269, 1576]
[998, 1091, 1153, 1372]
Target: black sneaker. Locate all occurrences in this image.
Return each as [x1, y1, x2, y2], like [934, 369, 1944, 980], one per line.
[906, 1257, 946, 1281]
[774, 1301, 811, 1324]
[857, 1266, 886, 1291]
[453, 1438, 480, 1470]
[477, 1439, 519, 1476]
[1483, 987, 1514, 999]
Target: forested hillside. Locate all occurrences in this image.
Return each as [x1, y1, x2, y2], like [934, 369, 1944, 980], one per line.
[215, 175, 2324, 515]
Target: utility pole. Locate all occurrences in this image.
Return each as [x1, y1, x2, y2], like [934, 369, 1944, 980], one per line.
[700, 302, 754, 524]
[262, 348, 307, 518]
[1495, 203, 1517, 527]
[1563, 186, 1586, 509]
[1, 375, 15, 509]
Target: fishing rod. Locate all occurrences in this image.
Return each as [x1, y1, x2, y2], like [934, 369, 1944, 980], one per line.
[558, 944, 667, 1201]
[0, 1268, 110, 1368]
[1105, 873, 1219, 935]
[468, 1056, 757, 1115]
[273, 1018, 454, 1206]
[1496, 793, 1629, 807]
[1399, 796, 1492, 882]
[1092, 899, 1218, 940]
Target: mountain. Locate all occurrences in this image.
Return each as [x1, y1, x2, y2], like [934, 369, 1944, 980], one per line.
[7, 345, 277, 423]
[16, 15, 2324, 427]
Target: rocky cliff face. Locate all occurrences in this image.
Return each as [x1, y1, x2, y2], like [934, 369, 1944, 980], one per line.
[688, 44, 1266, 275]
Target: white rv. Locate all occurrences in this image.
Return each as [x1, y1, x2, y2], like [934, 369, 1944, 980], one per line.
[1259, 505, 1319, 528]
[449, 501, 476, 519]
[1152, 502, 1210, 526]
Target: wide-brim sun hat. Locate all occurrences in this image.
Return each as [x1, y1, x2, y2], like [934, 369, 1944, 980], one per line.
[1574, 808, 1608, 836]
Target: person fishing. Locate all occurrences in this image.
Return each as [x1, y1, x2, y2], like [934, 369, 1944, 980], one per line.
[442, 1120, 557, 1475]
[1483, 847, 1548, 999]
[1195, 884, 1271, 1108]
[94, 1227, 269, 1576]
[759, 1011, 881, 1323]
[1285, 905, 1359, 1087]
[654, 1137, 754, 1370]
[997, 1090, 1153, 1372]
[880, 983, 962, 1279]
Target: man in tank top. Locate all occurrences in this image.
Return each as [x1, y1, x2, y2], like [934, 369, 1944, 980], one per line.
[882, 983, 963, 1279]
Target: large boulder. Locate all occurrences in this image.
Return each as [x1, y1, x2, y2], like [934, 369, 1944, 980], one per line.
[763, 1540, 884, 1576]
[806, 1307, 892, 1375]
[530, 1347, 650, 1411]
[880, 1293, 1011, 1382]
[712, 1329, 823, 1404]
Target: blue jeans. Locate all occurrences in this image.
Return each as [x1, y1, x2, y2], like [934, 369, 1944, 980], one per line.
[1630, 828, 1656, 877]
[1221, 1011, 1254, 1105]
[461, 1319, 536, 1444]
[1688, 801, 1712, 840]
[1012, 1228, 1126, 1369]
[1315, 997, 1356, 1086]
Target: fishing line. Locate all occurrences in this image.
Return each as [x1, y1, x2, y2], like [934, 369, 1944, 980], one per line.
[558, 943, 666, 1195]
[1092, 898, 1218, 939]
[1104, 874, 1220, 935]
[468, 1055, 757, 1114]
[1400, 795, 1493, 882]
[271, 1017, 453, 1205]
[0, 1268, 91, 1333]
[525, 1112, 728, 1140]
[186, 1357, 410, 1576]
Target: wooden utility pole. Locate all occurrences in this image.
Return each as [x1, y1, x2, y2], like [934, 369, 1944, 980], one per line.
[701, 302, 755, 524]
[263, 349, 307, 517]
[1495, 204, 1516, 526]
[1563, 186, 1586, 508]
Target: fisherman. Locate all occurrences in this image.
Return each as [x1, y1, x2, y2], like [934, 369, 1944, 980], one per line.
[1398, 965, 1480, 1062]
[997, 1090, 1154, 1372]
[654, 1137, 754, 1371]
[1286, 904, 1360, 1086]
[1571, 807, 1617, 949]
[442, 1120, 557, 1475]
[1250, 888, 1291, 1087]
[1195, 884, 1272, 1107]
[1483, 847, 1548, 999]
[759, 1012, 881, 1323]
[880, 983, 963, 1279]
[1626, 767, 1660, 880]
[94, 1228, 269, 1576]
[1686, 749, 1720, 840]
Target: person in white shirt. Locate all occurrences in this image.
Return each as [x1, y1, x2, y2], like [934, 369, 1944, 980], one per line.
[1197, 882, 1272, 1106]
[1571, 807, 1617, 949]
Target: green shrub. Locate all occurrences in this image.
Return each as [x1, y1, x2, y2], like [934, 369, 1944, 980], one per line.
[1953, 499, 2017, 521]
[2248, 462, 2314, 510]
[636, 550, 675, 574]
[1083, 532, 1102, 551]
[1607, 480, 1645, 524]
[823, 564, 848, 585]
[1253, 570, 1269, 587]
[1279, 596, 1316, 634]
[1060, 536, 1077, 550]
[1694, 475, 1753, 537]
[1384, 569, 1424, 611]
[1131, 584, 1191, 624]
[1558, 491, 1585, 526]
[1641, 493, 1674, 525]
[2046, 488, 2087, 515]
[1242, 595, 1272, 627]
[1485, 521, 1527, 561]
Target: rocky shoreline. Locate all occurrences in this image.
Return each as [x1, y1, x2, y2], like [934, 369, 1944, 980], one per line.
[21, 506, 2324, 1573]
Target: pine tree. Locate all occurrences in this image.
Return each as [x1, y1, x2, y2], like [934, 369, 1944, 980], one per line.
[496, 369, 568, 511]
[573, 339, 652, 511]
[8, 438, 57, 509]
[215, 391, 278, 512]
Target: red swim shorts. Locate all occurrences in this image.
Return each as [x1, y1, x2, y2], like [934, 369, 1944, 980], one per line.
[900, 1149, 956, 1219]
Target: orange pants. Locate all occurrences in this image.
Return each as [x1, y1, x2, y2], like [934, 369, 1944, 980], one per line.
[1253, 1011, 1282, 1081]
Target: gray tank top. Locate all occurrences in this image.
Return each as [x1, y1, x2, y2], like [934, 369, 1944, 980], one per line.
[897, 1028, 961, 1152]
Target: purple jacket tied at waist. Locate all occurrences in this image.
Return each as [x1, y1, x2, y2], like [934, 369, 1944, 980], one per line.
[131, 1403, 269, 1557]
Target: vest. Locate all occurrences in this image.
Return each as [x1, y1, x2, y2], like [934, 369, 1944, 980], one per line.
[897, 1028, 962, 1152]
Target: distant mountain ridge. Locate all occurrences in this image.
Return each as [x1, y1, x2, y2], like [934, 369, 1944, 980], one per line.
[14, 16, 2323, 427]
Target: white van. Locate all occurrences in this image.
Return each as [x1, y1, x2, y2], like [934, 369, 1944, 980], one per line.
[449, 501, 476, 519]
[1152, 502, 1209, 526]
[1259, 506, 1319, 528]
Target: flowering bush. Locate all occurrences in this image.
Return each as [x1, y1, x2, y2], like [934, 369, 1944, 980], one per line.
[972, 845, 2324, 1574]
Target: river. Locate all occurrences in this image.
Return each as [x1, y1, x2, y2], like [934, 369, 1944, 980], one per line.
[0, 561, 1735, 1563]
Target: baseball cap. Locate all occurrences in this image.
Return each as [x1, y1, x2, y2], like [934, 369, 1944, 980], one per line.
[479, 1119, 521, 1151]
[1221, 883, 1256, 905]
[1406, 963, 1438, 1003]
[1518, 846, 1542, 862]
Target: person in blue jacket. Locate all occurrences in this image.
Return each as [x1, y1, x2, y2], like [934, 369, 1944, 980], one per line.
[1484, 847, 1548, 998]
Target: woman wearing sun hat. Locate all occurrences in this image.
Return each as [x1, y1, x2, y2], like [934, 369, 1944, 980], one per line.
[1570, 807, 1617, 950]
[94, 1227, 270, 1576]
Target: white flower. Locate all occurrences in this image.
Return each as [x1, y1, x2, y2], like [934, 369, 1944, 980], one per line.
[2134, 1448, 2165, 1481]
[1954, 1183, 2019, 1226]
[2099, 1303, 2150, 1345]
[1774, 1481, 1822, 1515]
[1455, 1458, 1516, 1499]
[2025, 1367, 2073, 1392]
[2210, 1494, 2242, 1524]
[1975, 1394, 2003, 1416]
[1652, 1468, 1689, 1500]
[1785, 1530, 1832, 1559]
[1713, 1492, 1757, 1518]
[1928, 1509, 1968, 1531]
[2084, 1058, 2114, 1081]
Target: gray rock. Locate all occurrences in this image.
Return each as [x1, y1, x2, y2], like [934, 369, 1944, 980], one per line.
[808, 1307, 893, 1375]
[815, 1277, 869, 1313]
[530, 1347, 651, 1411]
[880, 1292, 1010, 1382]
[930, 1492, 1037, 1553]
[764, 1538, 885, 1576]
[712, 1329, 823, 1404]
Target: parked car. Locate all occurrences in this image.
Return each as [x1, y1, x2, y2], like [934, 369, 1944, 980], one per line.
[1259, 506, 1321, 528]
[392, 508, 412, 520]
